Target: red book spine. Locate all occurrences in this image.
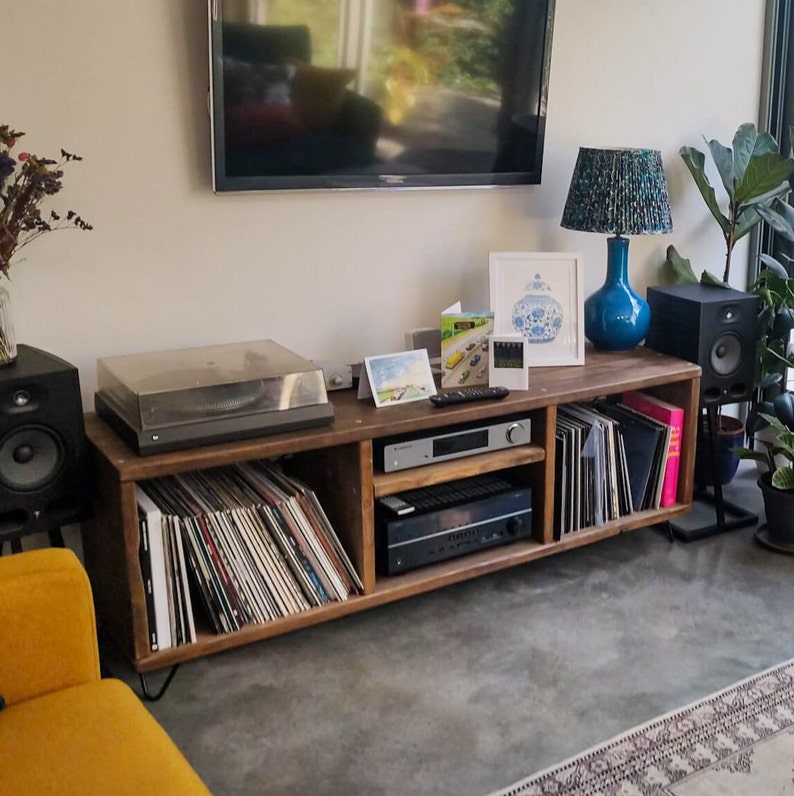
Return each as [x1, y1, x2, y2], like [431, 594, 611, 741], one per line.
[621, 390, 684, 508]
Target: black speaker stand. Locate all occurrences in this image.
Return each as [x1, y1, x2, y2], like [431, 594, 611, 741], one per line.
[1, 525, 66, 555]
[668, 404, 758, 542]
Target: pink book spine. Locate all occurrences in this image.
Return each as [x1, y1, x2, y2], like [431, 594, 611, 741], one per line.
[622, 390, 684, 508]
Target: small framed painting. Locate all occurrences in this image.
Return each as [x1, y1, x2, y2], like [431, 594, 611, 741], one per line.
[489, 252, 585, 366]
[364, 350, 437, 408]
[488, 333, 529, 390]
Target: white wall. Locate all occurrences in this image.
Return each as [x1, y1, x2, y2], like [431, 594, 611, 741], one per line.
[3, 0, 766, 408]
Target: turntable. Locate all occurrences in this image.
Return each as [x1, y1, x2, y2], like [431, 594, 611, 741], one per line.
[95, 340, 333, 455]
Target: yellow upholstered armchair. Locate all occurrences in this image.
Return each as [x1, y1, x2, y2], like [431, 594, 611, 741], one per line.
[0, 547, 211, 795]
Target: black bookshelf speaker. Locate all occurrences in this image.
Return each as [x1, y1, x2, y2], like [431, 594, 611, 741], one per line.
[0, 345, 92, 542]
[645, 284, 759, 406]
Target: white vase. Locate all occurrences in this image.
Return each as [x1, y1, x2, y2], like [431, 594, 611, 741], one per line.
[0, 285, 17, 366]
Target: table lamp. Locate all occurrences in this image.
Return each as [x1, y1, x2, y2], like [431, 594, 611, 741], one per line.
[561, 147, 673, 351]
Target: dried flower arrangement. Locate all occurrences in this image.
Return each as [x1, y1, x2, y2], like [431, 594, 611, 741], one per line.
[0, 124, 93, 362]
[0, 124, 92, 277]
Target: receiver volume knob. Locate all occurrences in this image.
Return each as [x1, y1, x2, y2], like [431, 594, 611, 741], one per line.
[506, 422, 523, 444]
[506, 517, 524, 536]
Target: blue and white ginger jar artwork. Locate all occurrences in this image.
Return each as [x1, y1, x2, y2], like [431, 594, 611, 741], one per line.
[512, 274, 563, 344]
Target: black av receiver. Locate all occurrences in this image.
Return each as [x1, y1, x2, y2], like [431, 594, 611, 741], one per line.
[376, 474, 532, 574]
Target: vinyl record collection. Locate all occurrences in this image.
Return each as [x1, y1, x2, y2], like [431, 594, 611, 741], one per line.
[136, 460, 363, 651]
[554, 393, 683, 538]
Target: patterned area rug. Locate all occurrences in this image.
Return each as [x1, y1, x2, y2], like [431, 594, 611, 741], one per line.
[490, 658, 794, 795]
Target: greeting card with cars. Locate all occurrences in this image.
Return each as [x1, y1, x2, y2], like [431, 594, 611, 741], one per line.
[439, 302, 494, 388]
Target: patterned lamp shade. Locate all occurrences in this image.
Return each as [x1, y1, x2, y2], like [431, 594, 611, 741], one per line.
[561, 147, 673, 236]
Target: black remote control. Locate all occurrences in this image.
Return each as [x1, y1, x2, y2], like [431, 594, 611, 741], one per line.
[377, 495, 416, 515]
[429, 386, 510, 407]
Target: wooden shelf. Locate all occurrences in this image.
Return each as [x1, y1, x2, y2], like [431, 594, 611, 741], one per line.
[373, 445, 545, 496]
[82, 346, 701, 673]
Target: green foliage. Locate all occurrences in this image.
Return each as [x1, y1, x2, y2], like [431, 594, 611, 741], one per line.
[674, 123, 794, 284]
[679, 146, 730, 237]
[774, 464, 794, 490]
[664, 244, 730, 286]
[412, 2, 512, 97]
[664, 245, 698, 283]
[743, 258, 794, 406]
[737, 412, 794, 491]
[420, 27, 500, 94]
[366, 1, 515, 125]
[737, 263, 794, 493]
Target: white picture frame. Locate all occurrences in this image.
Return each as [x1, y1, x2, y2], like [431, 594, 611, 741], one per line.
[364, 350, 437, 408]
[489, 251, 585, 366]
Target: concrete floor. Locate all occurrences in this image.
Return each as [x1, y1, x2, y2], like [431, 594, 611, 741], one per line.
[105, 462, 794, 796]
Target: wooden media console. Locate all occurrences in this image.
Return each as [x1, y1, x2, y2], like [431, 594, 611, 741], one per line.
[82, 346, 700, 674]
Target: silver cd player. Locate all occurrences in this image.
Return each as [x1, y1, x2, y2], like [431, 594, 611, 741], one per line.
[376, 416, 532, 472]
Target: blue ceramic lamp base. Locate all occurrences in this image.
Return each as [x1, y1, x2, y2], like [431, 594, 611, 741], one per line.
[584, 236, 650, 351]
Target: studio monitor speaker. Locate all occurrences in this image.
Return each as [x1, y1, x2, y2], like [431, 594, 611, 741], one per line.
[0, 344, 92, 542]
[645, 284, 759, 405]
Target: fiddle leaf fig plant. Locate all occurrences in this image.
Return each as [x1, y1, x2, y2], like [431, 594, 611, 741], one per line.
[667, 123, 794, 285]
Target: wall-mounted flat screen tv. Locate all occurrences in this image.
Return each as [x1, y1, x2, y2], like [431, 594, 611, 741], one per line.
[208, 0, 556, 193]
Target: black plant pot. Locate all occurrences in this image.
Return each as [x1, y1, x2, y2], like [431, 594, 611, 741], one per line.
[758, 472, 794, 546]
[694, 414, 744, 491]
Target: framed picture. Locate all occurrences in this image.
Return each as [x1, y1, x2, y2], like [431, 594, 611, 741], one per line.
[488, 333, 529, 390]
[489, 252, 585, 366]
[364, 350, 437, 408]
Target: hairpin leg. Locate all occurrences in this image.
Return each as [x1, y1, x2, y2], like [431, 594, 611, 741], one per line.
[139, 664, 180, 701]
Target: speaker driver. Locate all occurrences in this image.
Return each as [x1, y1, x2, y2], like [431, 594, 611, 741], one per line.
[0, 425, 64, 492]
[709, 333, 743, 376]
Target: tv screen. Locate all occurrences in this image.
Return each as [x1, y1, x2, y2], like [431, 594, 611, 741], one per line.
[208, 0, 556, 193]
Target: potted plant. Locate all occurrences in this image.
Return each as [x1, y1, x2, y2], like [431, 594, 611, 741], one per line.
[735, 411, 794, 547]
[742, 256, 794, 466]
[664, 123, 794, 488]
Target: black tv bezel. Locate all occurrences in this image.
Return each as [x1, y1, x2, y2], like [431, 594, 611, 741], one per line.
[208, 0, 556, 194]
